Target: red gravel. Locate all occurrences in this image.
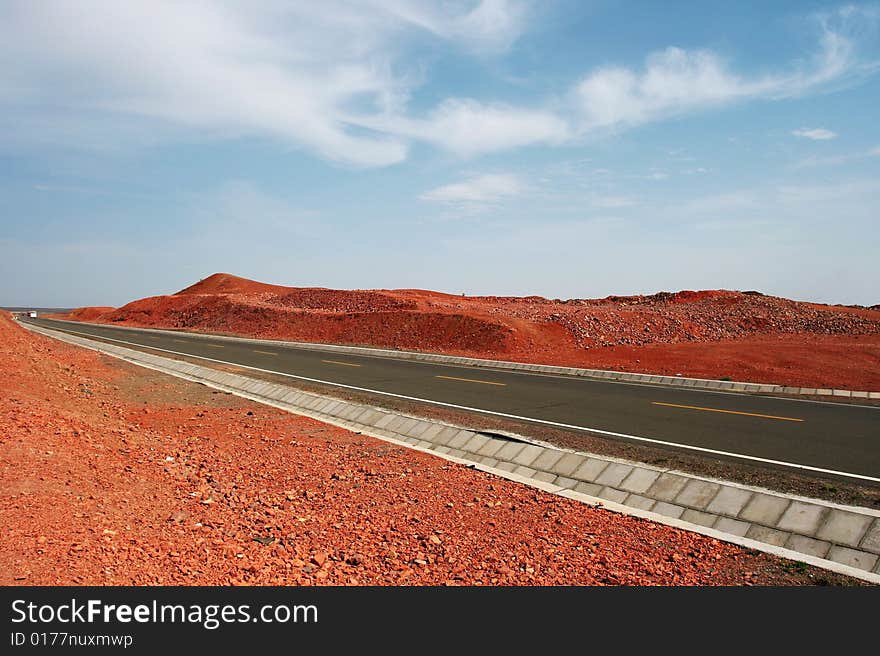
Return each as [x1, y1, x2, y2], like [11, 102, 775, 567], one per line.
[61, 273, 880, 390]
[64, 306, 115, 322]
[0, 313, 862, 586]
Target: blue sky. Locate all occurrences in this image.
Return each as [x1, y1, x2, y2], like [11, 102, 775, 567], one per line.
[1, 1, 878, 307]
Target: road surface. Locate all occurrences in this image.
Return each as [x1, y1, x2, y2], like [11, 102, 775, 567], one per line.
[25, 317, 880, 484]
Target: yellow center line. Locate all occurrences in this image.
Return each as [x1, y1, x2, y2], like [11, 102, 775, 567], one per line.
[204, 344, 224, 349]
[322, 359, 361, 367]
[652, 401, 803, 422]
[173, 339, 187, 343]
[253, 350, 278, 356]
[436, 375, 506, 387]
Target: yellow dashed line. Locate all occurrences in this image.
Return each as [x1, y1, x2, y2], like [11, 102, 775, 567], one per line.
[322, 359, 361, 367]
[652, 401, 803, 422]
[253, 350, 278, 356]
[436, 375, 506, 387]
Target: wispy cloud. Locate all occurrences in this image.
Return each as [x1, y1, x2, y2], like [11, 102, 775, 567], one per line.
[678, 178, 880, 223]
[570, 6, 875, 133]
[792, 128, 838, 140]
[360, 99, 569, 157]
[774, 178, 880, 207]
[377, 0, 530, 53]
[793, 144, 880, 168]
[0, 2, 876, 166]
[420, 173, 522, 204]
[0, 1, 532, 167]
[572, 47, 761, 130]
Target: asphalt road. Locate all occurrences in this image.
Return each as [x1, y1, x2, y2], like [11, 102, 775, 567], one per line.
[25, 317, 880, 483]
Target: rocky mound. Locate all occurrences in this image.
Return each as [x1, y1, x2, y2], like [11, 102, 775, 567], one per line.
[62, 274, 880, 389]
[103, 293, 510, 353]
[269, 289, 417, 312]
[66, 306, 115, 321]
[175, 272, 290, 296]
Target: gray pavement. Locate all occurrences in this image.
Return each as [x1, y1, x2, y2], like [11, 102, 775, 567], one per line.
[26, 317, 880, 484]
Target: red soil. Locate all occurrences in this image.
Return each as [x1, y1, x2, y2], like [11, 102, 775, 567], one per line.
[0, 312, 852, 585]
[175, 272, 290, 296]
[576, 334, 880, 388]
[66, 306, 115, 322]
[63, 273, 880, 390]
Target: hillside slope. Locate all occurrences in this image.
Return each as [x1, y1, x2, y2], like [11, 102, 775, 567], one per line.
[60, 273, 880, 389]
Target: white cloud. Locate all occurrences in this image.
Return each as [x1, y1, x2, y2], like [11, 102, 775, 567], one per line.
[0, 2, 875, 166]
[376, 0, 529, 53]
[0, 1, 529, 167]
[792, 128, 838, 140]
[668, 148, 696, 162]
[0, 1, 418, 166]
[794, 153, 854, 168]
[573, 47, 761, 130]
[360, 98, 569, 156]
[571, 6, 875, 133]
[420, 173, 522, 203]
[794, 144, 880, 168]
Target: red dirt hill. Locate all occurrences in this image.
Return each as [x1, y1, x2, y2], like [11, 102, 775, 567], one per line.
[176, 272, 291, 296]
[65, 306, 116, 322]
[61, 274, 880, 390]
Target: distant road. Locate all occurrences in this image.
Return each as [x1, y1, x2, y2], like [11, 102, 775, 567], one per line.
[3, 307, 73, 313]
[26, 317, 880, 484]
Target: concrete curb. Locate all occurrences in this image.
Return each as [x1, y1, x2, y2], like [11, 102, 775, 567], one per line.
[23, 321, 880, 584]
[41, 319, 880, 399]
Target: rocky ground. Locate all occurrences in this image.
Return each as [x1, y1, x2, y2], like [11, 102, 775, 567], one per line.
[62, 273, 880, 390]
[0, 312, 866, 585]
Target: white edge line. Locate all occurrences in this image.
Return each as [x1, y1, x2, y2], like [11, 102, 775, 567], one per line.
[40, 323, 880, 485]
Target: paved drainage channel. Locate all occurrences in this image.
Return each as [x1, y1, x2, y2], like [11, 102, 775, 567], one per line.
[23, 322, 880, 584]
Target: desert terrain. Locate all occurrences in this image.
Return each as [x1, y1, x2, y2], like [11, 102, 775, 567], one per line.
[60, 273, 880, 390]
[1, 312, 860, 585]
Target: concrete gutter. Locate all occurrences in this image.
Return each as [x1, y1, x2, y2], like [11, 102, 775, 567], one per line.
[42, 319, 880, 399]
[22, 320, 880, 584]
